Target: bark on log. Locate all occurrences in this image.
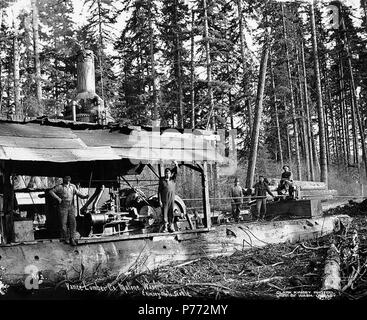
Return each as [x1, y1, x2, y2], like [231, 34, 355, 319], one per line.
[322, 243, 341, 291]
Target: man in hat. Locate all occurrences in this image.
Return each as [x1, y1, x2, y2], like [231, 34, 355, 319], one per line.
[253, 175, 275, 221]
[277, 165, 295, 199]
[230, 177, 244, 222]
[158, 161, 179, 233]
[49, 176, 89, 245]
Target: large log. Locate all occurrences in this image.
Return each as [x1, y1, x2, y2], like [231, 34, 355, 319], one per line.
[0, 215, 351, 286]
[322, 244, 341, 291]
[268, 179, 327, 190]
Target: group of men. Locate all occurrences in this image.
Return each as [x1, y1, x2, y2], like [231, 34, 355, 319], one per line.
[48, 164, 294, 246]
[230, 165, 295, 221]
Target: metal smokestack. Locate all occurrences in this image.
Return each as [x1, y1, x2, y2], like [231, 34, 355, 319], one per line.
[65, 50, 103, 123]
[76, 50, 97, 100]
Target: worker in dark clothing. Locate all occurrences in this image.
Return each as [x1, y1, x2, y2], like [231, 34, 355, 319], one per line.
[253, 176, 274, 221]
[230, 177, 243, 222]
[277, 165, 295, 199]
[49, 176, 89, 245]
[158, 161, 179, 233]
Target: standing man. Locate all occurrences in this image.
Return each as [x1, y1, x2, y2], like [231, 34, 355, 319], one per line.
[253, 175, 274, 221]
[158, 161, 179, 233]
[277, 165, 295, 199]
[49, 176, 88, 245]
[230, 177, 243, 222]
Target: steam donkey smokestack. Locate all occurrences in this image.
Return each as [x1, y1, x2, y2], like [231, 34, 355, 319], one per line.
[76, 50, 96, 99]
[68, 49, 104, 123]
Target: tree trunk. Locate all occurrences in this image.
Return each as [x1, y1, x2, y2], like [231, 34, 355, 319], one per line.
[31, 0, 42, 113]
[282, 3, 302, 180]
[246, 33, 269, 188]
[349, 85, 359, 165]
[203, 0, 214, 130]
[13, 18, 20, 116]
[310, 1, 328, 184]
[190, 9, 195, 129]
[324, 89, 331, 165]
[339, 57, 350, 165]
[237, 0, 252, 132]
[149, 11, 158, 123]
[97, 0, 105, 101]
[270, 55, 283, 167]
[300, 40, 315, 180]
[296, 46, 310, 179]
[174, 0, 184, 128]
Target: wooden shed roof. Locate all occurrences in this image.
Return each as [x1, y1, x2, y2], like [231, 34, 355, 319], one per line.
[0, 119, 226, 165]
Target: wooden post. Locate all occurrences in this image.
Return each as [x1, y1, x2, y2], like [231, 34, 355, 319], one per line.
[72, 101, 77, 122]
[2, 162, 14, 243]
[201, 162, 211, 229]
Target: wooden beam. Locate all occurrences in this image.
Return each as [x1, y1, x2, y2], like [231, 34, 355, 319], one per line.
[182, 163, 202, 173]
[3, 161, 14, 243]
[201, 161, 211, 229]
[158, 164, 163, 178]
[147, 163, 160, 179]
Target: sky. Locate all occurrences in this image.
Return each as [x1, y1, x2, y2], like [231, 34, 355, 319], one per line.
[2, 0, 364, 69]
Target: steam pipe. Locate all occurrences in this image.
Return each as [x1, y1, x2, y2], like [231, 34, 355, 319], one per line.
[92, 185, 105, 211]
[80, 185, 102, 214]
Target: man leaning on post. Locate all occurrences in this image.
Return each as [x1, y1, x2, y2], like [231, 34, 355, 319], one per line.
[49, 176, 89, 246]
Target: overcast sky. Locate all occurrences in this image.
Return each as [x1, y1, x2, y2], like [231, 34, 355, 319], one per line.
[3, 0, 363, 68]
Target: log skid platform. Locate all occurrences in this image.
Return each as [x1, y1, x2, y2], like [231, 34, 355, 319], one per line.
[0, 214, 351, 286]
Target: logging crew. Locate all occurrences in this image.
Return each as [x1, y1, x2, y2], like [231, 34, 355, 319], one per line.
[277, 165, 295, 199]
[253, 175, 274, 221]
[230, 177, 243, 222]
[49, 176, 89, 245]
[158, 161, 179, 233]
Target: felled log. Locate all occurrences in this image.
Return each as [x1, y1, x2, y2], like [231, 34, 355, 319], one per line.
[322, 244, 341, 291]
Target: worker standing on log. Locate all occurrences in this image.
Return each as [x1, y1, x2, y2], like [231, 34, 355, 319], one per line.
[230, 177, 243, 222]
[158, 161, 179, 233]
[49, 176, 89, 245]
[253, 176, 274, 221]
[277, 165, 295, 199]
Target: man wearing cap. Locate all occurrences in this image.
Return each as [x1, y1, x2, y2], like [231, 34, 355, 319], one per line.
[230, 177, 243, 222]
[158, 161, 179, 233]
[49, 176, 89, 245]
[277, 165, 295, 199]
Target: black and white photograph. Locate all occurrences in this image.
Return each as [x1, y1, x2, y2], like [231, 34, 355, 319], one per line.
[0, 0, 366, 316]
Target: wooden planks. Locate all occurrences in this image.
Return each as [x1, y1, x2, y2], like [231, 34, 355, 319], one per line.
[1, 146, 120, 162]
[0, 123, 76, 139]
[0, 122, 227, 164]
[0, 136, 87, 149]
